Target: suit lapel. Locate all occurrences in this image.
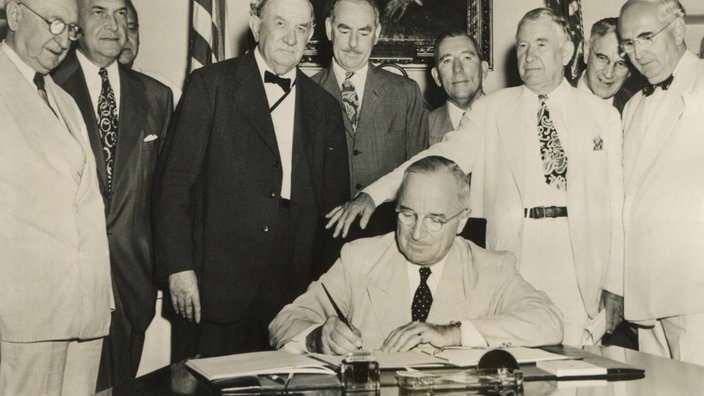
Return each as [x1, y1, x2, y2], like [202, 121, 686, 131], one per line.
[291, 72, 315, 200]
[357, 64, 382, 135]
[114, 66, 147, 186]
[439, 103, 454, 134]
[495, 88, 527, 195]
[427, 244, 466, 322]
[53, 52, 108, 190]
[232, 52, 280, 158]
[367, 250, 412, 338]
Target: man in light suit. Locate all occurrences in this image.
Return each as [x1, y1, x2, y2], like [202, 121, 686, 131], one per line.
[578, 17, 638, 115]
[271, 156, 562, 354]
[51, 0, 173, 390]
[429, 30, 487, 145]
[312, 0, 427, 197]
[0, 0, 113, 394]
[153, 0, 349, 359]
[619, 0, 704, 365]
[328, 8, 624, 347]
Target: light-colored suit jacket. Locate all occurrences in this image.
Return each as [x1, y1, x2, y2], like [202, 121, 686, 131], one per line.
[428, 102, 454, 145]
[269, 233, 563, 350]
[312, 63, 428, 195]
[622, 51, 704, 321]
[0, 50, 112, 342]
[365, 80, 624, 318]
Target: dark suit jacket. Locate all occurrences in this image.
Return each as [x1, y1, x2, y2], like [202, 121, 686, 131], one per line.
[152, 52, 349, 323]
[312, 63, 428, 195]
[52, 51, 173, 333]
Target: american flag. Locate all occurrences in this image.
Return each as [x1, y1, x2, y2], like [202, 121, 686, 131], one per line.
[187, 0, 226, 73]
[545, 0, 585, 86]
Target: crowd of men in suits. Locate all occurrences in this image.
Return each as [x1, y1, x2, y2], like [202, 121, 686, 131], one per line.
[1, 0, 703, 394]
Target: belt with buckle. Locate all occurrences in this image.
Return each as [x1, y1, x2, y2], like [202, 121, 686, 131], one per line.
[524, 206, 568, 219]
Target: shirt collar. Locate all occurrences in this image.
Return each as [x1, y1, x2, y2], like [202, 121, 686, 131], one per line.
[1, 41, 38, 86]
[331, 58, 369, 87]
[446, 100, 466, 130]
[76, 49, 120, 82]
[253, 46, 297, 86]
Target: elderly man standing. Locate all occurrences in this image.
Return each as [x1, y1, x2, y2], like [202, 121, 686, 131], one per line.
[619, 0, 704, 365]
[0, 0, 113, 394]
[328, 8, 624, 347]
[153, 0, 349, 359]
[429, 30, 487, 145]
[271, 156, 562, 354]
[313, 0, 427, 197]
[51, 0, 173, 390]
[579, 17, 634, 114]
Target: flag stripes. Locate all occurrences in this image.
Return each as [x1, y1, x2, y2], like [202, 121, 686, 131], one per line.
[188, 0, 226, 73]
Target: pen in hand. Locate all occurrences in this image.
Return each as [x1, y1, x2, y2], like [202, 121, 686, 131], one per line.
[321, 283, 363, 350]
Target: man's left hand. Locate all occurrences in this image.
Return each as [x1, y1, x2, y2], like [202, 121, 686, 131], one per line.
[601, 289, 624, 334]
[381, 321, 461, 352]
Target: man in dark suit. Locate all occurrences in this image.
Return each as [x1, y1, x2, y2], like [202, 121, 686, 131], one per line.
[152, 0, 349, 359]
[51, 0, 173, 390]
[579, 17, 642, 114]
[428, 30, 487, 145]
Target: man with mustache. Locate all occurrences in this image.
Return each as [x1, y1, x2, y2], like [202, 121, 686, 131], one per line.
[428, 29, 487, 145]
[51, 0, 173, 390]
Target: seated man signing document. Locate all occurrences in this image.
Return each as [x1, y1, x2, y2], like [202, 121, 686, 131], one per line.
[269, 156, 563, 354]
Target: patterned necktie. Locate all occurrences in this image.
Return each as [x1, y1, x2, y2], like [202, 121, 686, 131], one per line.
[537, 94, 567, 190]
[33, 72, 56, 116]
[341, 71, 360, 133]
[98, 68, 119, 192]
[411, 267, 433, 322]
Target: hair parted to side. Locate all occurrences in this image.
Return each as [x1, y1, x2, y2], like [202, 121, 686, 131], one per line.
[433, 29, 482, 66]
[402, 156, 471, 205]
[589, 17, 618, 45]
[327, 0, 380, 26]
[517, 7, 572, 42]
[250, 0, 316, 24]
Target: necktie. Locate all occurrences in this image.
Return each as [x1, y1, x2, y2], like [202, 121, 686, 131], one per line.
[411, 267, 433, 322]
[537, 94, 567, 190]
[264, 70, 291, 93]
[642, 74, 673, 97]
[341, 71, 360, 133]
[33, 72, 56, 116]
[98, 68, 119, 192]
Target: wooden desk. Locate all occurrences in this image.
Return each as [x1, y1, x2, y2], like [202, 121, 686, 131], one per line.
[99, 346, 704, 395]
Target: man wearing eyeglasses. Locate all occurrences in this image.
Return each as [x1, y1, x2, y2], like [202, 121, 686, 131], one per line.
[580, 17, 636, 115]
[270, 156, 562, 354]
[51, 0, 173, 390]
[0, 0, 113, 394]
[619, 0, 704, 366]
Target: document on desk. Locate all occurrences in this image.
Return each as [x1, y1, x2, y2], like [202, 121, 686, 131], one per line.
[186, 351, 337, 381]
[432, 346, 569, 367]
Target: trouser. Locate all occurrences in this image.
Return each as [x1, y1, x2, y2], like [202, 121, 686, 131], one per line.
[638, 313, 704, 366]
[0, 337, 103, 396]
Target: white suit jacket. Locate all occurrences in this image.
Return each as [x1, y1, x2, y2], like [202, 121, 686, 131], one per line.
[365, 80, 624, 318]
[622, 51, 704, 321]
[269, 233, 563, 350]
[0, 50, 112, 342]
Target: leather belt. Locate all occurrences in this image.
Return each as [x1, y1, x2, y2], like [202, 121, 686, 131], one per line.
[524, 206, 568, 219]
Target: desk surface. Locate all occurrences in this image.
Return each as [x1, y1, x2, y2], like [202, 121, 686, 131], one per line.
[99, 345, 704, 395]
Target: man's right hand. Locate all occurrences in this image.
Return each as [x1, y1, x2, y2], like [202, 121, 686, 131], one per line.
[308, 316, 363, 355]
[169, 270, 201, 323]
[325, 192, 377, 238]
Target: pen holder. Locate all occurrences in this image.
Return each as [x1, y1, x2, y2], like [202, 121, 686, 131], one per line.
[340, 351, 380, 393]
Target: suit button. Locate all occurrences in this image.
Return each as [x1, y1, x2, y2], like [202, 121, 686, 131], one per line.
[269, 191, 276, 198]
[353, 149, 361, 156]
[273, 161, 279, 168]
[355, 183, 363, 190]
[262, 225, 269, 232]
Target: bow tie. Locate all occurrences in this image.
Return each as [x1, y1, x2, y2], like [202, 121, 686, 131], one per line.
[642, 74, 674, 97]
[264, 71, 291, 93]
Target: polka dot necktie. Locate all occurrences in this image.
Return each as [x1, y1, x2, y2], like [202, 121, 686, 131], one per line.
[98, 68, 119, 192]
[537, 94, 567, 190]
[412, 267, 433, 322]
[341, 71, 359, 133]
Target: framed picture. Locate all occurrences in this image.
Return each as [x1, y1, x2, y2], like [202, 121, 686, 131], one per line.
[302, 0, 493, 68]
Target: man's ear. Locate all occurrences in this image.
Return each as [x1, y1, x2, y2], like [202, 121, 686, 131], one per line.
[582, 41, 590, 65]
[671, 17, 686, 46]
[373, 23, 382, 46]
[431, 67, 442, 87]
[480, 60, 489, 81]
[249, 15, 261, 42]
[455, 209, 471, 234]
[325, 17, 333, 41]
[6, 2, 22, 32]
[561, 39, 575, 66]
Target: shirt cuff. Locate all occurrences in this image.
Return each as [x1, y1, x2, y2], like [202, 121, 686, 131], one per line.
[460, 320, 488, 348]
[279, 324, 320, 354]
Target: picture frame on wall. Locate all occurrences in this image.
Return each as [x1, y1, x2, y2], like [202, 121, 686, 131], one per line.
[302, 0, 493, 68]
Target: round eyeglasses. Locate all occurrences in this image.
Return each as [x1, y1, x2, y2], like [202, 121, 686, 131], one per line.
[589, 47, 630, 75]
[19, 1, 83, 41]
[396, 207, 469, 233]
[619, 18, 675, 55]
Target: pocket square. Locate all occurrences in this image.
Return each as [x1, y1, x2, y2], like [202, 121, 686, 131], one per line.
[593, 136, 603, 151]
[144, 134, 158, 142]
